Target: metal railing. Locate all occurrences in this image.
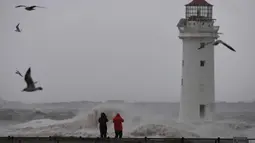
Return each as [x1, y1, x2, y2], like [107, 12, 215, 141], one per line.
[0, 136, 254, 143]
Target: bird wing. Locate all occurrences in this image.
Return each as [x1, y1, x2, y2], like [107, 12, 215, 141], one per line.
[198, 41, 214, 49]
[15, 5, 27, 8]
[16, 23, 20, 30]
[219, 41, 236, 52]
[24, 67, 35, 88]
[205, 41, 214, 45]
[16, 70, 23, 77]
[32, 5, 46, 8]
[213, 40, 221, 46]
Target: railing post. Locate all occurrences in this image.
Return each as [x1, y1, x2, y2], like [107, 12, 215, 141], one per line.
[144, 136, 148, 142]
[215, 137, 220, 143]
[181, 137, 185, 143]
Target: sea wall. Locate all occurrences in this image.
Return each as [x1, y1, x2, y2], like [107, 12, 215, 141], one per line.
[0, 137, 251, 143]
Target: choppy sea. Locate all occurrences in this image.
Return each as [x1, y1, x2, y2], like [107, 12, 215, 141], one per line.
[0, 101, 255, 138]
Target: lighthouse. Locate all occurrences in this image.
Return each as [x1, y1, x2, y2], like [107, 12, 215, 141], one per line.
[177, 0, 219, 122]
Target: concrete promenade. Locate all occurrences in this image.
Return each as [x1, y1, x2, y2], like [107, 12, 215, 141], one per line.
[0, 137, 252, 143]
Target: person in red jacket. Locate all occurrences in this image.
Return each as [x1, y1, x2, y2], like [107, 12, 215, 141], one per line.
[113, 113, 124, 138]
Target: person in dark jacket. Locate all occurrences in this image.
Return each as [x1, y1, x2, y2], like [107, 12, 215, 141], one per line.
[113, 113, 124, 138]
[98, 112, 108, 138]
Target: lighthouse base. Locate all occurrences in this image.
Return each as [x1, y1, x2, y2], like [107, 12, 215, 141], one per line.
[178, 102, 215, 123]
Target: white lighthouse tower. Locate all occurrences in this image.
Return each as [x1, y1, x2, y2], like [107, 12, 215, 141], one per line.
[177, 0, 219, 123]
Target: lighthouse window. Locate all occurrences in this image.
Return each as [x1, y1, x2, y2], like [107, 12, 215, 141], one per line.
[181, 78, 183, 86]
[200, 60, 205, 67]
[182, 60, 184, 66]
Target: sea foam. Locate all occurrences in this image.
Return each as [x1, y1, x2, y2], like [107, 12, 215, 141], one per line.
[2, 102, 255, 138]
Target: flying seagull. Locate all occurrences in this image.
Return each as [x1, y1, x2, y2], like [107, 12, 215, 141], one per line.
[22, 67, 43, 92]
[15, 5, 46, 11]
[15, 23, 21, 32]
[198, 40, 236, 52]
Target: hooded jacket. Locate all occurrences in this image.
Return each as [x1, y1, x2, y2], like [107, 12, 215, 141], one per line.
[98, 112, 108, 130]
[113, 113, 124, 131]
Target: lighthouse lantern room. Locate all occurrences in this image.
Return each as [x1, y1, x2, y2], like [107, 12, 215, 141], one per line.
[177, 0, 219, 123]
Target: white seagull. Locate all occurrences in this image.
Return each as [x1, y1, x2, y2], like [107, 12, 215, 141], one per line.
[22, 67, 43, 92]
[198, 40, 236, 52]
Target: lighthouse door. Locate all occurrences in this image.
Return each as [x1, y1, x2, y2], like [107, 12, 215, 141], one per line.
[200, 104, 206, 118]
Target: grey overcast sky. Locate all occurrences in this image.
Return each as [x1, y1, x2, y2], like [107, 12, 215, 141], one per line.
[0, 0, 254, 103]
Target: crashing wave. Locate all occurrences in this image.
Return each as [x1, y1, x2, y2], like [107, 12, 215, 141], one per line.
[5, 102, 127, 137]
[216, 120, 254, 130]
[85, 102, 125, 128]
[130, 124, 200, 138]
[0, 108, 76, 122]
[3, 102, 255, 138]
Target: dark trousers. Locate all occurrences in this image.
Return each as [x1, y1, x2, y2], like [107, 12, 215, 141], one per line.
[115, 130, 122, 138]
[100, 132, 106, 138]
[100, 127, 107, 138]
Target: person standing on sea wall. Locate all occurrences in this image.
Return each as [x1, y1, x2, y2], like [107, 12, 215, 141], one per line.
[113, 113, 124, 138]
[98, 112, 108, 138]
